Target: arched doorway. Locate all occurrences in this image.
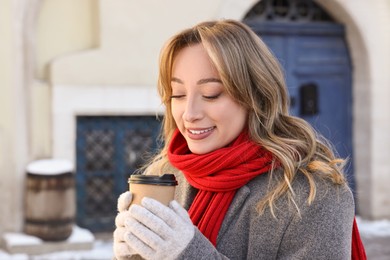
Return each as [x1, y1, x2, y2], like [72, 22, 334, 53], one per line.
[244, 0, 355, 191]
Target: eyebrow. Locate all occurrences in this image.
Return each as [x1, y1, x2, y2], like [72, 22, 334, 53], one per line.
[197, 78, 222, 85]
[171, 77, 222, 85]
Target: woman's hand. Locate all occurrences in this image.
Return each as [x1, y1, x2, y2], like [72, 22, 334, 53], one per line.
[124, 198, 195, 260]
[113, 191, 136, 259]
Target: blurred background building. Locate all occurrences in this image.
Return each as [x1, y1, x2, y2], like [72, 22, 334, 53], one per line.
[1, 0, 389, 238]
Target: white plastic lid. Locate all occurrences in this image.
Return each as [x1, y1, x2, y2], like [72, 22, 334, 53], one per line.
[26, 159, 73, 175]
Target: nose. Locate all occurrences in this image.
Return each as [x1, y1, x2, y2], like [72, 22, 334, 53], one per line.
[182, 96, 202, 123]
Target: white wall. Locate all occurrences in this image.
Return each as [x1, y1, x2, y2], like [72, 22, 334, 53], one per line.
[0, 0, 30, 232]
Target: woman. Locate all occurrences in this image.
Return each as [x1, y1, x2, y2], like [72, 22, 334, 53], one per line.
[113, 19, 366, 259]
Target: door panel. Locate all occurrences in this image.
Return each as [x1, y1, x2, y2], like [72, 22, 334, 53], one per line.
[246, 21, 354, 189]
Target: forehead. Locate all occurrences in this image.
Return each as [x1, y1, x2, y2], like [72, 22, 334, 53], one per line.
[172, 44, 219, 78]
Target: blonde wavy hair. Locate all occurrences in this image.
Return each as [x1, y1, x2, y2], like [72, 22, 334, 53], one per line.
[144, 19, 346, 215]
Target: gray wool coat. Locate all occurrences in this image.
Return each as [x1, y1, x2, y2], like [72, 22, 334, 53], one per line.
[174, 170, 355, 260]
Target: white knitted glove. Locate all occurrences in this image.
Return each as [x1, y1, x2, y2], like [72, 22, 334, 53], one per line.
[124, 198, 195, 260]
[113, 191, 136, 260]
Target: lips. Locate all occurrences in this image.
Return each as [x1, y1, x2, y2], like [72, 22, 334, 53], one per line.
[186, 127, 215, 140]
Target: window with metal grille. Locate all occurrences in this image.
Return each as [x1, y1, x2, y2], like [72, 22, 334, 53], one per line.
[76, 116, 161, 232]
[245, 0, 334, 22]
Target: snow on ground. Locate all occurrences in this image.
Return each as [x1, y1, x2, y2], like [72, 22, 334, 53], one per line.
[0, 226, 113, 260]
[31, 240, 113, 260]
[357, 217, 390, 238]
[0, 218, 389, 260]
[3, 226, 94, 248]
[0, 239, 113, 260]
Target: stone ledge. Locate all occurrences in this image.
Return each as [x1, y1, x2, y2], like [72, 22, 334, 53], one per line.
[1, 226, 94, 255]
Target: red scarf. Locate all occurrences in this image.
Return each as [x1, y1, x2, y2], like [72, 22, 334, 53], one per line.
[352, 218, 367, 259]
[168, 129, 274, 245]
[167, 129, 366, 259]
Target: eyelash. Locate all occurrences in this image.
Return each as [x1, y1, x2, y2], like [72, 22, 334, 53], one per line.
[170, 95, 185, 99]
[203, 94, 221, 100]
[170, 94, 221, 100]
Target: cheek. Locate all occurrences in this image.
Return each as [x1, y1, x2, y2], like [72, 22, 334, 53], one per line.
[171, 103, 182, 124]
[220, 106, 248, 133]
[214, 102, 246, 122]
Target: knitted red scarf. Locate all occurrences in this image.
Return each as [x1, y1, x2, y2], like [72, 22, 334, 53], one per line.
[167, 129, 366, 259]
[167, 129, 274, 245]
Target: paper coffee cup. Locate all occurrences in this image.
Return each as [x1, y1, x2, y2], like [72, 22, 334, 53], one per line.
[128, 174, 178, 206]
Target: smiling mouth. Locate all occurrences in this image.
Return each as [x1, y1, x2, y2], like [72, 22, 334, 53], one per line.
[188, 127, 215, 135]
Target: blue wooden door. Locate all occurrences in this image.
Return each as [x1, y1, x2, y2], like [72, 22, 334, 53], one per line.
[245, 17, 354, 190]
[76, 116, 161, 231]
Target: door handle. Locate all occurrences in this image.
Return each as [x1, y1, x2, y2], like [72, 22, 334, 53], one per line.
[300, 83, 319, 116]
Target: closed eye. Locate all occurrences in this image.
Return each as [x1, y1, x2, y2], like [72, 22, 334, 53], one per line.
[203, 94, 221, 100]
[170, 95, 185, 99]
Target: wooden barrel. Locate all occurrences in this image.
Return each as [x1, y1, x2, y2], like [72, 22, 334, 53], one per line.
[24, 159, 75, 241]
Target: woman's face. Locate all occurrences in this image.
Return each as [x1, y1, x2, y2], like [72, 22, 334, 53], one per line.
[170, 44, 247, 154]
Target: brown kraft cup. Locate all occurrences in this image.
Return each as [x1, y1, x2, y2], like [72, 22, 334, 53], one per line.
[128, 174, 178, 206]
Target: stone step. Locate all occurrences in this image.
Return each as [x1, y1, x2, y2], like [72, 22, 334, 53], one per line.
[1, 226, 94, 255]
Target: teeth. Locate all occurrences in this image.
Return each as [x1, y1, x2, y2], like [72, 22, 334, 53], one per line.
[189, 127, 214, 135]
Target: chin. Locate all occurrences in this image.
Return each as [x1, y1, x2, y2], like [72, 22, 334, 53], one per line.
[189, 148, 209, 155]
[188, 144, 218, 155]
